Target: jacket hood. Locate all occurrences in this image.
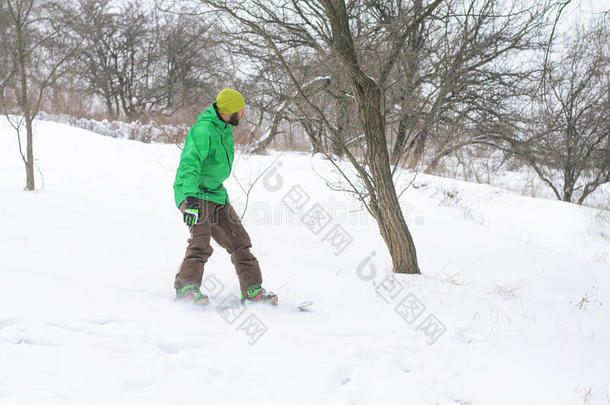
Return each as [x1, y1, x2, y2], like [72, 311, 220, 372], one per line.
[197, 103, 230, 129]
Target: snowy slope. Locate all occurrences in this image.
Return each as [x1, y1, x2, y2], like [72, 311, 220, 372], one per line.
[1, 118, 609, 405]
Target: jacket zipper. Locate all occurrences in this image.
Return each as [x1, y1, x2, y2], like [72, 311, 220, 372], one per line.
[220, 132, 231, 204]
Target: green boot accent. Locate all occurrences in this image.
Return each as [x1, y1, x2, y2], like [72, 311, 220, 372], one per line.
[176, 283, 209, 306]
[241, 283, 278, 304]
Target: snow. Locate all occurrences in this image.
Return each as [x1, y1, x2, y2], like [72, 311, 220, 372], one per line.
[1, 118, 609, 405]
[36, 112, 189, 144]
[303, 76, 332, 88]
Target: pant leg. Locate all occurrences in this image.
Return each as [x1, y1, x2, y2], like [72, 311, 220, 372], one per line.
[174, 199, 217, 291]
[210, 204, 262, 293]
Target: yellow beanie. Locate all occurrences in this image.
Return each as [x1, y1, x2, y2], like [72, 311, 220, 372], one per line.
[216, 88, 245, 115]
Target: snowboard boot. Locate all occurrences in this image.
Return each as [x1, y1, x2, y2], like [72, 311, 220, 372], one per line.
[175, 283, 209, 306]
[241, 283, 278, 304]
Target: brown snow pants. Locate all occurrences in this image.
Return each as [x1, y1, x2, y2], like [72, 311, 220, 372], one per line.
[175, 198, 262, 293]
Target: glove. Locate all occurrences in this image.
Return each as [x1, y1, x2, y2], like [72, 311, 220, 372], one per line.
[183, 196, 199, 227]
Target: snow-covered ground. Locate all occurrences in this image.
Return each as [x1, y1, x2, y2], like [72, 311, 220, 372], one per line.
[1, 118, 609, 405]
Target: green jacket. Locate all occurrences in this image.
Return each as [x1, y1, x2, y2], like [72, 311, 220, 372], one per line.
[173, 103, 235, 207]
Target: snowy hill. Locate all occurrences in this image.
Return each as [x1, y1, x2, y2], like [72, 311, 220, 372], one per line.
[1, 118, 609, 405]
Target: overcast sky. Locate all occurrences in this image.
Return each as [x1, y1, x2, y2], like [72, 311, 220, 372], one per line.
[557, 0, 609, 30]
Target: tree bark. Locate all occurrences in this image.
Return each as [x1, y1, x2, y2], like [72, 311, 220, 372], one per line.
[391, 113, 409, 165]
[14, 10, 35, 191]
[358, 81, 420, 274]
[250, 110, 282, 154]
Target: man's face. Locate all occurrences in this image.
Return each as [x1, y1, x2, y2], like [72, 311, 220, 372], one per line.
[228, 109, 245, 126]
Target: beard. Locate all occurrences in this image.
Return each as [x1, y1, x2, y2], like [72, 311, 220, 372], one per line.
[228, 112, 241, 126]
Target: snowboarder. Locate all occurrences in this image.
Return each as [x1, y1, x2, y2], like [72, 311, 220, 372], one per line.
[173, 88, 277, 306]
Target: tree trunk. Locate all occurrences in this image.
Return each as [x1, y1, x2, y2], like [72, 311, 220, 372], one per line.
[391, 113, 409, 165]
[24, 117, 35, 190]
[14, 15, 35, 191]
[562, 164, 575, 203]
[425, 141, 472, 174]
[408, 126, 429, 169]
[301, 120, 324, 154]
[358, 82, 420, 274]
[321, 0, 420, 273]
[105, 95, 115, 120]
[250, 110, 282, 154]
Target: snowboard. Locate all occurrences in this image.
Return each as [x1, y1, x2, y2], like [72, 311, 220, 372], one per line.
[216, 299, 313, 312]
[296, 300, 314, 312]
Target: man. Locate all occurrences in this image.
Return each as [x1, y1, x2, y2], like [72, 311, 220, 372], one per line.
[173, 88, 277, 306]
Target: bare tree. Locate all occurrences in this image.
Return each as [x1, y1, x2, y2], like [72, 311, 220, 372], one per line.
[0, 0, 80, 190]
[387, 0, 553, 169]
[503, 19, 609, 204]
[316, 0, 443, 274]
[69, 0, 224, 121]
